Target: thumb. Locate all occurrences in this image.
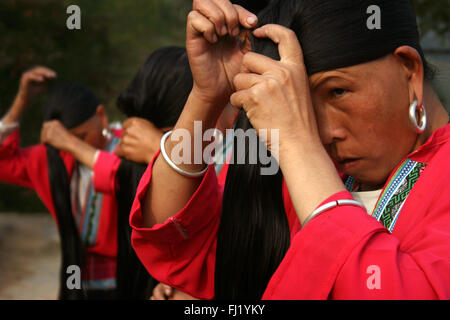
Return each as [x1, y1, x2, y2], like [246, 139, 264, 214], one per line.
[163, 284, 174, 298]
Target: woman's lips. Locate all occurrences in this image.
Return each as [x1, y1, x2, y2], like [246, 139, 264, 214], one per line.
[336, 158, 362, 172]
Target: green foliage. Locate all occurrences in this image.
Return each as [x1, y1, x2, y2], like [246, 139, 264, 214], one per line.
[413, 0, 450, 39]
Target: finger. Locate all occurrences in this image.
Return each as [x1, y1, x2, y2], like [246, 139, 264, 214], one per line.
[253, 24, 304, 64]
[187, 10, 218, 44]
[230, 87, 252, 111]
[233, 72, 265, 91]
[122, 117, 137, 129]
[193, 0, 227, 37]
[121, 134, 139, 146]
[233, 4, 258, 29]
[242, 52, 279, 75]
[152, 284, 167, 300]
[24, 73, 46, 84]
[230, 80, 271, 113]
[212, 0, 239, 35]
[32, 66, 57, 79]
[114, 144, 125, 157]
[163, 284, 174, 298]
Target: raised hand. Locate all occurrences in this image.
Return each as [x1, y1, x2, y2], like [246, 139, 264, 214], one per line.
[40, 120, 73, 151]
[18, 66, 57, 102]
[115, 118, 163, 164]
[187, 0, 258, 108]
[230, 24, 320, 157]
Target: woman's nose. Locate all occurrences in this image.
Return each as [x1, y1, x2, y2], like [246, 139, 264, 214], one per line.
[315, 109, 347, 146]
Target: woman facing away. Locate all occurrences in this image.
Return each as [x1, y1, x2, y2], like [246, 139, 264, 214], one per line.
[129, 0, 450, 299]
[0, 75, 121, 299]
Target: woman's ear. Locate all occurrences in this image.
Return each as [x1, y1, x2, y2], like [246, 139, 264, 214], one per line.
[96, 105, 108, 128]
[393, 46, 425, 106]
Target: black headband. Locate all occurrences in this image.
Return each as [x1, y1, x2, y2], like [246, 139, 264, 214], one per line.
[253, 0, 423, 75]
[44, 82, 99, 129]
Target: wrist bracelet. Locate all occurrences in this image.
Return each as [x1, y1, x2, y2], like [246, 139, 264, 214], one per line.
[302, 199, 365, 227]
[0, 120, 19, 133]
[160, 130, 209, 178]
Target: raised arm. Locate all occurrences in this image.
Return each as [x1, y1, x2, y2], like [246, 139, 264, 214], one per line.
[141, 0, 259, 228]
[0, 66, 57, 187]
[40, 120, 98, 169]
[1, 66, 56, 126]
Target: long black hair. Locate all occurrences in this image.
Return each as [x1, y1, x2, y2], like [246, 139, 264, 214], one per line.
[114, 46, 193, 299]
[215, 0, 433, 299]
[44, 82, 99, 300]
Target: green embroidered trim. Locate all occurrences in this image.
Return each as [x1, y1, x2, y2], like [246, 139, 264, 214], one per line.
[345, 158, 427, 232]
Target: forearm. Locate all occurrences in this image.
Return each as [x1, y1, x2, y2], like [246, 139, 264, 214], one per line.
[1, 93, 29, 125]
[279, 139, 346, 225]
[65, 135, 98, 169]
[142, 91, 226, 227]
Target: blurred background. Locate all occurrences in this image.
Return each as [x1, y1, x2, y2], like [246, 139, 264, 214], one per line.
[0, 0, 448, 298]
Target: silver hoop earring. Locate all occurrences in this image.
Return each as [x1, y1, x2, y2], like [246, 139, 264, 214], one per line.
[409, 100, 427, 134]
[102, 127, 112, 140]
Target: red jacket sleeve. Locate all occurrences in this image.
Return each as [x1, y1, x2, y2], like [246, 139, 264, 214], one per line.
[0, 129, 75, 222]
[130, 150, 222, 300]
[0, 129, 37, 189]
[263, 189, 449, 299]
[93, 150, 122, 195]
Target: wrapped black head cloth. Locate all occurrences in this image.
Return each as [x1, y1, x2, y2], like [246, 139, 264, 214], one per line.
[44, 82, 99, 128]
[252, 0, 425, 75]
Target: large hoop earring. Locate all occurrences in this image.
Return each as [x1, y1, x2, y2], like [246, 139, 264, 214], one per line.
[102, 127, 112, 140]
[409, 100, 427, 134]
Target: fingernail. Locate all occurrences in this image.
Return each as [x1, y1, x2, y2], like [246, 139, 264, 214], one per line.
[212, 34, 218, 43]
[232, 27, 240, 36]
[246, 15, 257, 25]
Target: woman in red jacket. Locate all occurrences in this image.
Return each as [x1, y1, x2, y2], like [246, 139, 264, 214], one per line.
[129, 0, 450, 300]
[0, 72, 121, 299]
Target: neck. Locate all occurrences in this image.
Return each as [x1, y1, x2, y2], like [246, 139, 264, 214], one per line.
[412, 84, 449, 151]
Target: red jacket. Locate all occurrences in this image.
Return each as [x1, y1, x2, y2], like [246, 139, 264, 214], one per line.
[130, 124, 450, 299]
[0, 129, 122, 286]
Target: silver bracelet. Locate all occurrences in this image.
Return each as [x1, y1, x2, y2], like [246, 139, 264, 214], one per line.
[0, 120, 19, 133]
[160, 130, 209, 178]
[303, 199, 365, 227]
[0, 121, 19, 144]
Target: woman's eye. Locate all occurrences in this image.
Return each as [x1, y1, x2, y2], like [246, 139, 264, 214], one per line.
[331, 88, 348, 97]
